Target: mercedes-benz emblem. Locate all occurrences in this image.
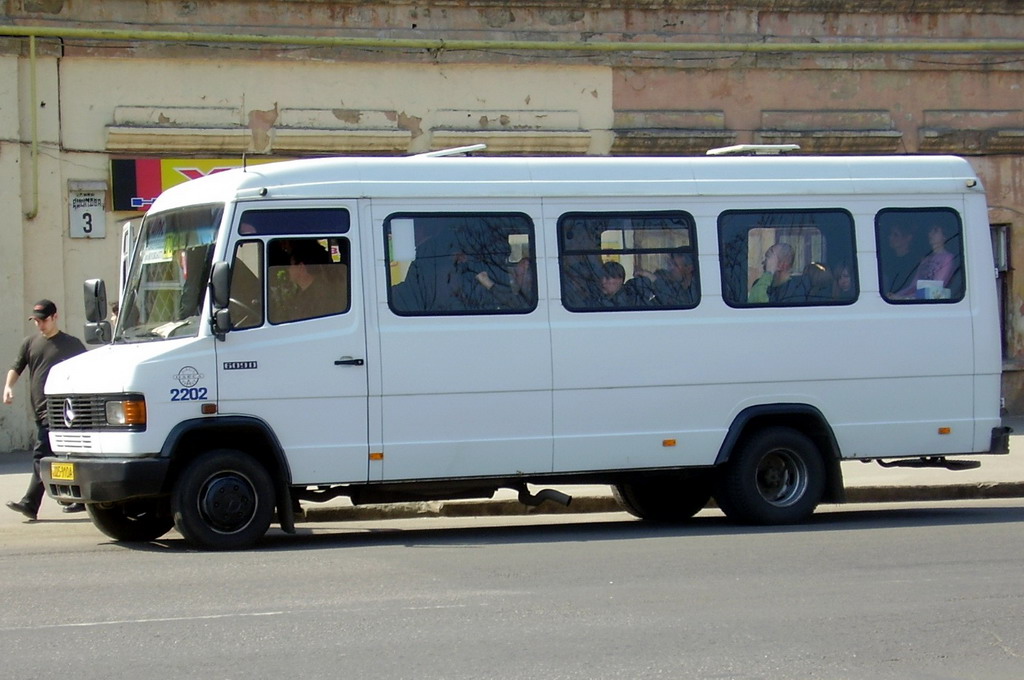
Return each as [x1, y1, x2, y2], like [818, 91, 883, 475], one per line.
[63, 398, 75, 429]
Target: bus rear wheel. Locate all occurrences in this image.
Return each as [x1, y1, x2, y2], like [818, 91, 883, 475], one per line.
[715, 426, 825, 525]
[88, 500, 174, 542]
[613, 472, 713, 522]
[171, 449, 275, 550]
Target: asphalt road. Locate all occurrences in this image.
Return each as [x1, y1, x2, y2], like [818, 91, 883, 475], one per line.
[2, 501, 1023, 680]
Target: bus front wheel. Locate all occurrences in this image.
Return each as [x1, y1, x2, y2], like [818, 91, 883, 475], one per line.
[715, 426, 825, 525]
[171, 449, 275, 550]
[88, 499, 174, 542]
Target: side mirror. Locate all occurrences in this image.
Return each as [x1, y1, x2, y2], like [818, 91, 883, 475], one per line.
[210, 262, 230, 310]
[209, 262, 232, 339]
[83, 321, 112, 345]
[213, 308, 232, 336]
[83, 279, 107, 323]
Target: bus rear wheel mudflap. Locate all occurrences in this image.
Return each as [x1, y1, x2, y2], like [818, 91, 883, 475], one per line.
[171, 449, 276, 550]
[714, 426, 826, 525]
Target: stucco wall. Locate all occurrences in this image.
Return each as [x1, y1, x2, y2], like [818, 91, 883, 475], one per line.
[0, 55, 27, 450]
[58, 59, 614, 155]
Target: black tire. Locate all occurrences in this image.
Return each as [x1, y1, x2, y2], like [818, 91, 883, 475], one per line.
[714, 426, 825, 525]
[613, 472, 713, 522]
[171, 449, 275, 550]
[87, 500, 174, 542]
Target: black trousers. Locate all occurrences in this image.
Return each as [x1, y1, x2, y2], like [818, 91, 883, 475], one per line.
[19, 422, 51, 513]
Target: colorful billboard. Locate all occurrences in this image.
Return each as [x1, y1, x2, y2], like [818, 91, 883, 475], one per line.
[110, 157, 284, 211]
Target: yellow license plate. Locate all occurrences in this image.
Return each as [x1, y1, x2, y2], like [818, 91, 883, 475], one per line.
[51, 462, 75, 481]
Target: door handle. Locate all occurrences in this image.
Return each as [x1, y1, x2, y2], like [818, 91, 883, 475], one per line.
[335, 357, 365, 366]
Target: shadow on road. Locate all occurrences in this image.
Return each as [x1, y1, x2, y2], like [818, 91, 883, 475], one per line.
[106, 501, 1024, 554]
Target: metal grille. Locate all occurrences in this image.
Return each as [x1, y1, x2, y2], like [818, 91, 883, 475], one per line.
[47, 395, 107, 430]
[51, 432, 95, 451]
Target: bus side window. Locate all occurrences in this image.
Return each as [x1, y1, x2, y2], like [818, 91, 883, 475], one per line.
[876, 208, 965, 303]
[558, 211, 698, 312]
[718, 209, 857, 308]
[385, 213, 537, 316]
[229, 240, 264, 330]
[267, 237, 350, 324]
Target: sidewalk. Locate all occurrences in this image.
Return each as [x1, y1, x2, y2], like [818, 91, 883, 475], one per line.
[1, 418, 1021, 527]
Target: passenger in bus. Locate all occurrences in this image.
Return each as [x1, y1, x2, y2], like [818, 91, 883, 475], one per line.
[471, 256, 534, 310]
[832, 260, 856, 301]
[636, 250, 697, 307]
[596, 261, 647, 307]
[392, 228, 463, 312]
[560, 222, 606, 308]
[748, 243, 801, 303]
[882, 223, 921, 296]
[562, 255, 604, 308]
[800, 262, 834, 303]
[894, 222, 959, 299]
[456, 233, 521, 311]
[511, 256, 534, 303]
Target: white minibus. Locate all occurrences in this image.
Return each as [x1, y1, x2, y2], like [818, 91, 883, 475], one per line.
[41, 152, 1009, 549]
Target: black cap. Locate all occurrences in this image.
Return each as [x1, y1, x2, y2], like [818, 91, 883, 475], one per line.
[30, 299, 57, 319]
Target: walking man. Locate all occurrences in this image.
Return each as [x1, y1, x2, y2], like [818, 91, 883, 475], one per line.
[5, 300, 86, 521]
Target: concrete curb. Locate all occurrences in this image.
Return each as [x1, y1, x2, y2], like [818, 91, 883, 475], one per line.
[296, 482, 1024, 523]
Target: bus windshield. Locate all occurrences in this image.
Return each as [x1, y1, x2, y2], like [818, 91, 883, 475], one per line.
[116, 203, 223, 343]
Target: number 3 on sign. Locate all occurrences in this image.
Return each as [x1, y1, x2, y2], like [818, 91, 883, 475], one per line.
[69, 189, 107, 239]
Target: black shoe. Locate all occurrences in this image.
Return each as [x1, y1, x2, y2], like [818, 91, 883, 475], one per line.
[6, 500, 38, 521]
[61, 503, 86, 514]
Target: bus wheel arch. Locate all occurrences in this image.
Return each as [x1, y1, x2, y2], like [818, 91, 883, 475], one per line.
[714, 406, 844, 523]
[162, 417, 296, 537]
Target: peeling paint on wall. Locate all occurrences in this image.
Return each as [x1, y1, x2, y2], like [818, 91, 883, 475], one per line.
[248, 103, 279, 152]
[385, 111, 423, 138]
[479, 7, 515, 28]
[23, 0, 64, 13]
[539, 9, 585, 26]
[333, 109, 362, 125]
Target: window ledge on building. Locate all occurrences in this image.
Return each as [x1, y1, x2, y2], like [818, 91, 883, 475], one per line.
[919, 128, 1024, 154]
[756, 130, 903, 154]
[611, 130, 738, 156]
[755, 110, 901, 154]
[431, 130, 592, 155]
[610, 109, 734, 156]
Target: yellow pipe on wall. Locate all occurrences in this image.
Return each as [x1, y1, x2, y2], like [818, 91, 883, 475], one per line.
[3, 24, 1024, 54]
[26, 34, 39, 220]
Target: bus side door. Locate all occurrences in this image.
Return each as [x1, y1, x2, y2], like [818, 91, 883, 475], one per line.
[371, 202, 554, 481]
[214, 203, 370, 485]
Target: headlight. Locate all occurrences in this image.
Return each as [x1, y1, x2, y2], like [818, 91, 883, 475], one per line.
[106, 398, 147, 426]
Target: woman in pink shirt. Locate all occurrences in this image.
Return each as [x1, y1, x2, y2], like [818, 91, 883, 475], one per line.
[896, 223, 956, 299]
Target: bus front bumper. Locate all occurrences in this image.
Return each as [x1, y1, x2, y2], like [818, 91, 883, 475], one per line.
[40, 456, 170, 504]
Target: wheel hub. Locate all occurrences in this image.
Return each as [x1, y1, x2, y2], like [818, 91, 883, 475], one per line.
[199, 473, 256, 533]
[756, 450, 806, 506]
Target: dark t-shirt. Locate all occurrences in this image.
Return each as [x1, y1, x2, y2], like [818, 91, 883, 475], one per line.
[11, 331, 86, 424]
[884, 252, 920, 296]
